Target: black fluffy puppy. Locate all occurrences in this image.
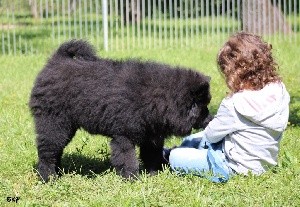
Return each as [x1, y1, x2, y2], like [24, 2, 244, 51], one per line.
[29, 40, 212, 181]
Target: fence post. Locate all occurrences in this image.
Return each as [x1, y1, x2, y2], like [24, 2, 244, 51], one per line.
[102, 0, 108, 51]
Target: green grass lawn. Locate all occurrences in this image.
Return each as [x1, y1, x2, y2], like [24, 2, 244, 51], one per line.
[0, 38, 300, 206]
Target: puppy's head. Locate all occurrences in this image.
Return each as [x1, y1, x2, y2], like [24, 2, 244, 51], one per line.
[187, 75, 212, 129]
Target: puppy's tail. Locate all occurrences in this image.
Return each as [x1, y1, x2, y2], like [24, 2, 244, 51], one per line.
[55, 39, 98, 61]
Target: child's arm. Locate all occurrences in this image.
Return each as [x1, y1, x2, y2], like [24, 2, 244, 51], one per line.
[203, 99, 236, 143]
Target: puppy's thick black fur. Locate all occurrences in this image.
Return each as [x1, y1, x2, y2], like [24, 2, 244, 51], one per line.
[29, 40, 212, 181]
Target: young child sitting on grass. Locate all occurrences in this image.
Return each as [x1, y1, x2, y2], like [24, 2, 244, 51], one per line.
[164, 32, 290, 183]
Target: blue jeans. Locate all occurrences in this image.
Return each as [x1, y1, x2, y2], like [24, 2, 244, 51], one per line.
[169, 137, 232, 183]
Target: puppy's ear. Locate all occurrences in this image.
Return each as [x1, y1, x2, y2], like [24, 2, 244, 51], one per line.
[189, 102, 200, 118]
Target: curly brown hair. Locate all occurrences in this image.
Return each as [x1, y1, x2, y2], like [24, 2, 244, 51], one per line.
[217, 32, 281, 94]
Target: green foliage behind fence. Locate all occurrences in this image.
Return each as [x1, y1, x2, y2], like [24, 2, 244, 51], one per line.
[1, 0, 299, 55]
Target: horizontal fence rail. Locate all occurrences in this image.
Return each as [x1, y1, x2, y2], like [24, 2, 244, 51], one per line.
[0, 0, 299, 55]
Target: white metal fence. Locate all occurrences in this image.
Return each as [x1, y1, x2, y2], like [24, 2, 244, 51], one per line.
[0, 0, 299, 55]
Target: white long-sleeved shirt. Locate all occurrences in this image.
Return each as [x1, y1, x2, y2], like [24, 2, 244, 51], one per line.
[190, 82, 290, 175]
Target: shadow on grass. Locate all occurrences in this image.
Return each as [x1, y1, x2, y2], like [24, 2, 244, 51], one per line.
[32, 153, 112, 180]
[60, 153, 112, 178]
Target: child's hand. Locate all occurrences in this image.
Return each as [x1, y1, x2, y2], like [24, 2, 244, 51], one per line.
[199, 138, 209, 149]
[181, 131, 206, 148]
[183, 131, 205, 141]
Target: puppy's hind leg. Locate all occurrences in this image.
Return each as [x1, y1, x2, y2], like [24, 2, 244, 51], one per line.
[110, 136, 139, 179]
[35, 116, 76, 182]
